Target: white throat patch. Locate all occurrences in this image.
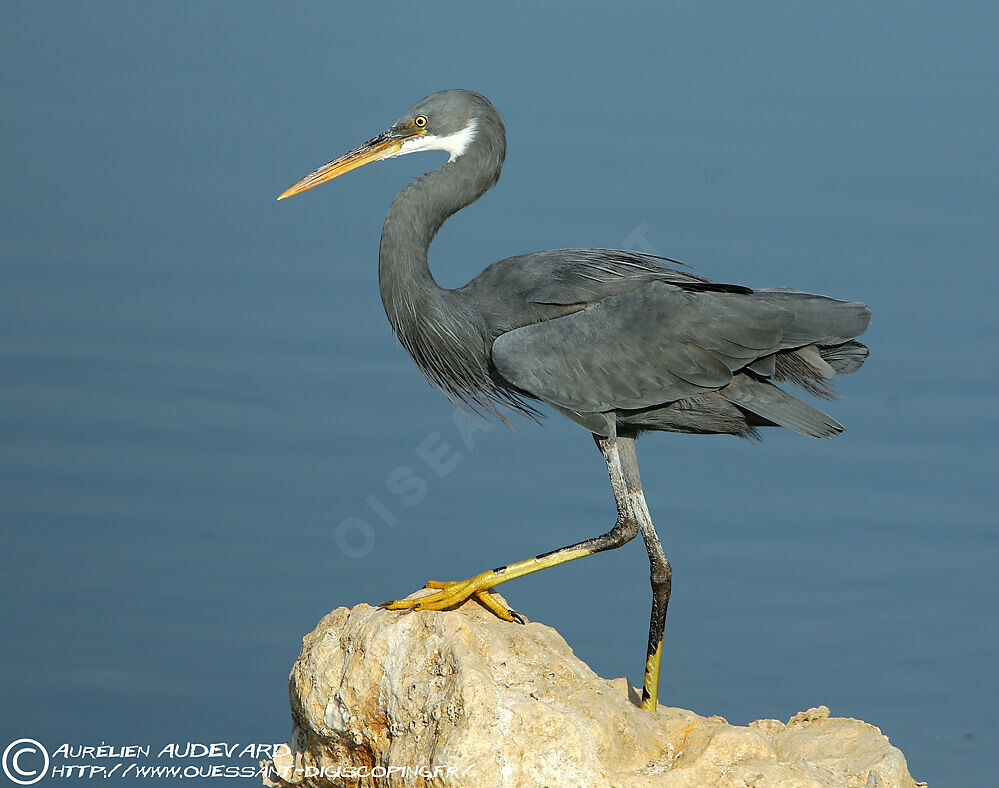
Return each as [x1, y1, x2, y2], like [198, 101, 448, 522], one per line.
[394, 119, 479, 163]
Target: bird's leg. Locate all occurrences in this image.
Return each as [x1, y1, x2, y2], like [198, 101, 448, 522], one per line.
[616, 436, 672, 712]
[381, 434, 639, 624]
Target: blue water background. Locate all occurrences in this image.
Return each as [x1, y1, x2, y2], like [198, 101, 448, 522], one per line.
[2, 3, 997, 785]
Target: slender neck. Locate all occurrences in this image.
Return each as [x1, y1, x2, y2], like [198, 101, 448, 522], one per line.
[375, 122, 511, 415]
[372, 116, 536, 421]
[378, 128, 504, 317]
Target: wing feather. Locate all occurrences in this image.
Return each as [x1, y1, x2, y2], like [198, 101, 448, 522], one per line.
[492, 282, 790, 412]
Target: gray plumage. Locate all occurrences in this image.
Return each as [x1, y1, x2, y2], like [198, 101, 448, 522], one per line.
[372, 91, 870, 439]
[279, 89, 871, 710]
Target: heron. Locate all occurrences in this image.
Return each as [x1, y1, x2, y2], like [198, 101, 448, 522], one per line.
[278, 89, 870, 712]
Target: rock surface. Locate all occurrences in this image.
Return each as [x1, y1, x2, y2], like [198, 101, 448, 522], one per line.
[262, 595, 923, 787]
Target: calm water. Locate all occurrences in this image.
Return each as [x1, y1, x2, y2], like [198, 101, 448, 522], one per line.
[2, 3, 997, 785]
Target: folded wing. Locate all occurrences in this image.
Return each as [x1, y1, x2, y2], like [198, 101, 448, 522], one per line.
[491, 281, 870, 437]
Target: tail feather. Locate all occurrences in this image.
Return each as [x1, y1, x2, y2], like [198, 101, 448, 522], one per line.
[768, 339, 870, 399]
[720, 291, 869, 439]
[774, 346, 837, 399]
[818, 340, 869, 375]
[721, 375, 843, 439]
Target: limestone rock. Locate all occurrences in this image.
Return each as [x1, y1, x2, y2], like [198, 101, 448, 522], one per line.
[262, 595, 922, 787]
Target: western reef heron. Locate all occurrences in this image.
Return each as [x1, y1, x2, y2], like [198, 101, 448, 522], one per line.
[278, 89, 871, 711]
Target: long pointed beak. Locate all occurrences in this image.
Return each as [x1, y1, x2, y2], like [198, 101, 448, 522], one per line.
[277, 129, 424, 200]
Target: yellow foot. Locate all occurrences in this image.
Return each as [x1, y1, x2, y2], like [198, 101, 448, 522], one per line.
[381, 579, 524, 623]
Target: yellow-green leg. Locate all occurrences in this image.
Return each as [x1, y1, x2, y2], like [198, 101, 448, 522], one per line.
[623, 462, 672, 712]
[383, 547, 595, 619]
[381, 432, 672, 712]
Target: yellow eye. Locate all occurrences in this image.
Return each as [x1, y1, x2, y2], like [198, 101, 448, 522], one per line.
[414, 115, 428, 128]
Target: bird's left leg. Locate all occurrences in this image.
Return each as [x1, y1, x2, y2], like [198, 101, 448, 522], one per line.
[381, 433, 639, 622]
[616, 435, 672, 712]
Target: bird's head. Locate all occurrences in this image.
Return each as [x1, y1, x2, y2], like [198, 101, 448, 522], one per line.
[278, 90, 498, 200]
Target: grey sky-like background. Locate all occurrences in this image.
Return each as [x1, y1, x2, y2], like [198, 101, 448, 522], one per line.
[2, 3, 997, 785]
